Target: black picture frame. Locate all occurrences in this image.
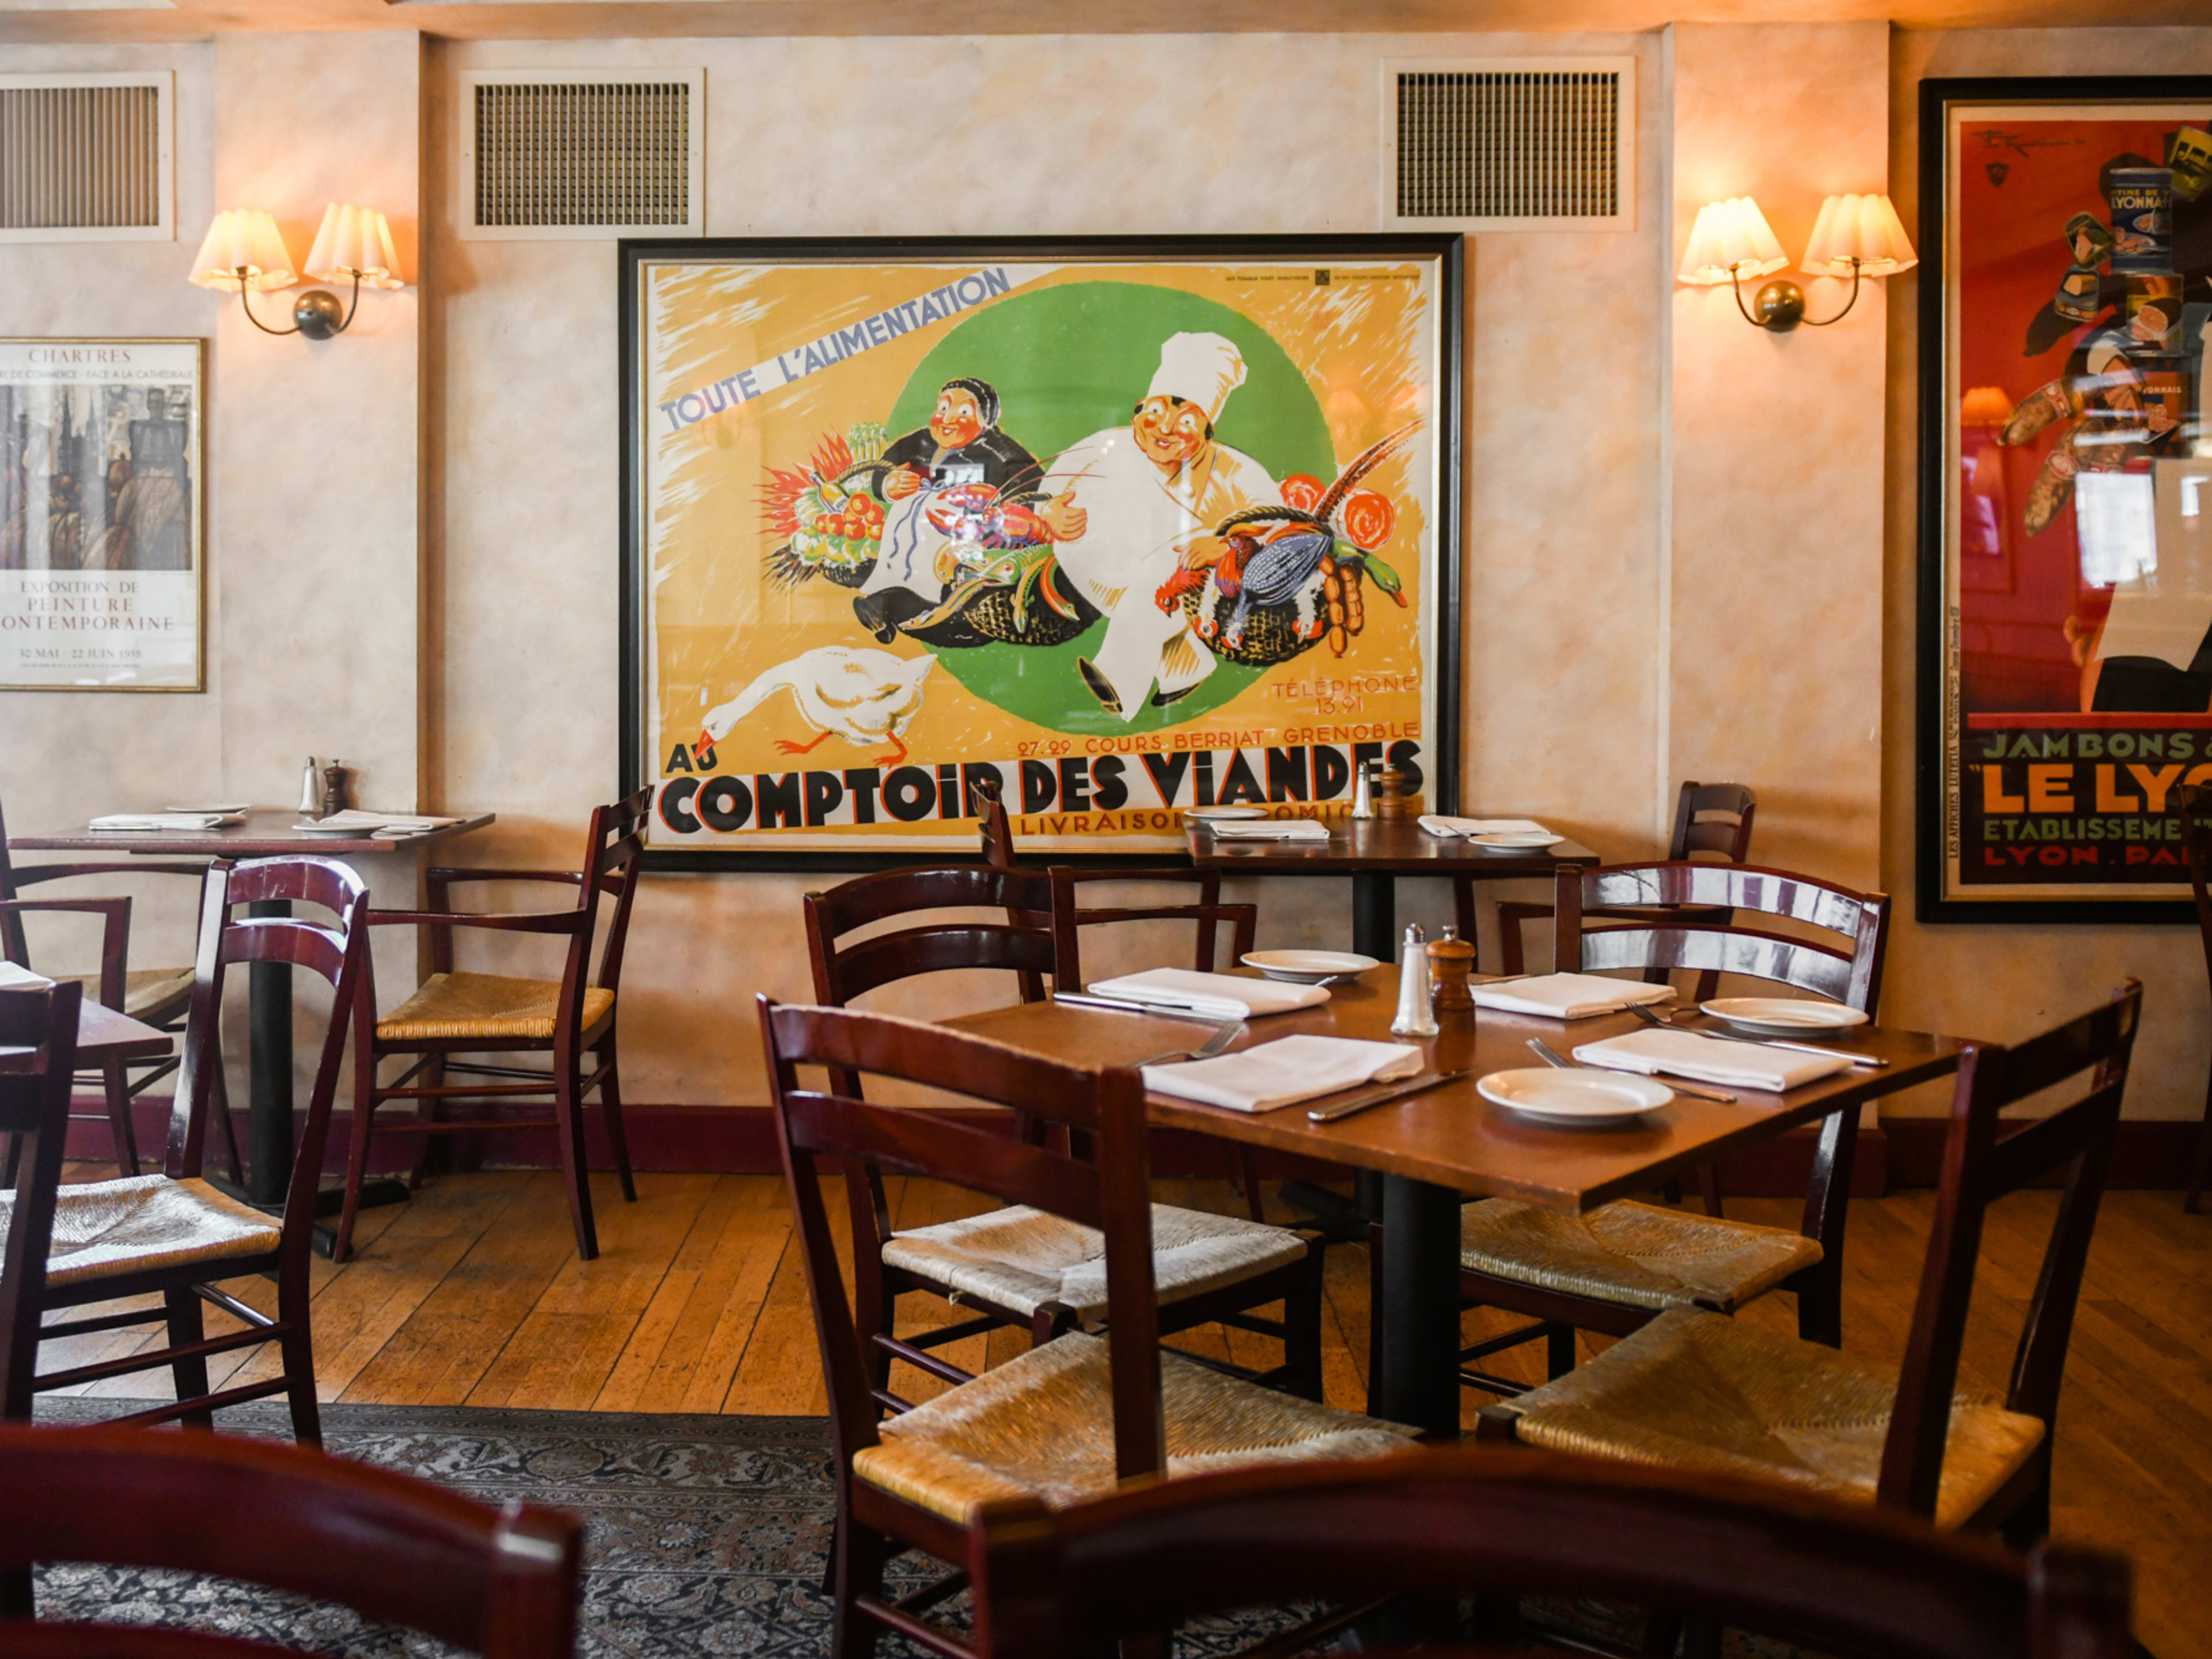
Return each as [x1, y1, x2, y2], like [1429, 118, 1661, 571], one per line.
[620, 233, 1465, 873]
[1916, 77, 2212, 923]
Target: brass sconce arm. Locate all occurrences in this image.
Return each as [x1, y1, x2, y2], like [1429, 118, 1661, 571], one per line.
[1730, 257, 1865, 333]
[233, 266, 363, 341]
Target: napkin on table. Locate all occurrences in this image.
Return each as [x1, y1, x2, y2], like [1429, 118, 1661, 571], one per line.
[306, 809, 464, 839]
[0, 961, 57, 991]
[1418, 815, 1551, 838]
[1472, 972, 1676, 1020]
[1144, 1034, 1423, 1113]
[1086, 968, 1329, 1020]
[88, 813, 229, 832]
[1207, 820, 1331, 842]
[1571, 1028, 1852, 1093]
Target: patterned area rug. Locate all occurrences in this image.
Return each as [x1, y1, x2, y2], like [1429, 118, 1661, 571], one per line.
[28, 1397, 1800, 1658]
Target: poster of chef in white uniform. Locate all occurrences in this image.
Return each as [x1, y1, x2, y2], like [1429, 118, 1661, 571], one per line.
[1039, 332, 1283, 718]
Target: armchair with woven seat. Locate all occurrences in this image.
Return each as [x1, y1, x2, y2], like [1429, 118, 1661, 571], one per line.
[1477, 980, 2140, 1551]
[334, 790, 649, 1264]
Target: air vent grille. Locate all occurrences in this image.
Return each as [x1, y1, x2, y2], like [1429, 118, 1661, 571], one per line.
[1381, 58, 1634, 232]
[0, 74, 172, 242]
[465, 73, 703, 238]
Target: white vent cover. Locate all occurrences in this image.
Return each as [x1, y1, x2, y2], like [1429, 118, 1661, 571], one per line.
[0, 71, 173, 244]
[459, 69, 703, 241]
[1380, 58, 1634, 232]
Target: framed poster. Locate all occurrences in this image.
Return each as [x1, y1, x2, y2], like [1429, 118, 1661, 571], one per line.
[1919, 79, 2212, 921]
[0, 339, 203, 692]
[620, 236, 1461, 868]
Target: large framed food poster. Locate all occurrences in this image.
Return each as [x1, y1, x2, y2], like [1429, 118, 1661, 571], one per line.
[1919, 79, 2212, 921]
[620, 236, 1462, 867]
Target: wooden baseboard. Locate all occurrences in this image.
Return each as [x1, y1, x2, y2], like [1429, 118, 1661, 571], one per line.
[63, 1097, 2206, 1192]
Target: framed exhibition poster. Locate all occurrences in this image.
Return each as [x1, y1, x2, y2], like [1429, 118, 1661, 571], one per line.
[1919, 79, 2212, 921]
[0, 338, 203, 691]
[620, 236, 1462, 866]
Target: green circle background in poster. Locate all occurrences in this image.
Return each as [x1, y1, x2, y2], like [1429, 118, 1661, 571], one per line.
[887, 281, 1336, 737]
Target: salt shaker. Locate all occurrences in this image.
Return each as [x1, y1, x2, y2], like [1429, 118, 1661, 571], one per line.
[298, 756, 320, 816]
[1350, 760, 1378, 820]
[1427, 925, 1476, 1014]
[1391, 922, 1439, 1037]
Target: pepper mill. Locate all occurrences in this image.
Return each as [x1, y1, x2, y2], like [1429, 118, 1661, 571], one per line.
[1427, 924, 1476, 1014]
[1391, 922, 1439, 1037]
[319, 758, 351, 820]
[1375, 763, 1409, 819]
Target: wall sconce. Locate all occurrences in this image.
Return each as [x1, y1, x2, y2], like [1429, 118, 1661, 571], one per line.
[1677, 192, 1915, 331]
[188, 204, 404, 340]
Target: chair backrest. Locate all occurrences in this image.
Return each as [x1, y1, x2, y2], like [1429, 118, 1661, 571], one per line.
[1046, 866, 1255, 988]
[0, 1425, 581, 1658]
[1876, 982, 2139, 1519]
[169, 859, 372, 1230]
[574, 788, 651, 1001]
[971, 1445, 2131, 1659]
[804, 863, 1058, 1007]
[757, 998, 1162, 1486]
[1556, 861, 1890, 1015]
[0, 981, 85, 1416]
[1668, 780, 1756, 862]
[977, 772, 1017, 869]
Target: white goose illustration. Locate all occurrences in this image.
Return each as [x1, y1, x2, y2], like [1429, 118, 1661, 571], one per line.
[699, 647, 937, 767]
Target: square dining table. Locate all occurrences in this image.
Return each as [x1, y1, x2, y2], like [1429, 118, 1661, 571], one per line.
[946, 968, 1966, 1435]
[6, 809, 494, 1214]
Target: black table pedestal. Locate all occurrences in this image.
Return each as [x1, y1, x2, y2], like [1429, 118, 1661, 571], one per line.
[1374, 1172, 1463, 1435]
[245, 899, 293, 1206]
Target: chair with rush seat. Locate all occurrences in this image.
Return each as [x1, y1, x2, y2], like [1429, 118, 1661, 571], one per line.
[0, 858, 370, 1442]
[335, 791, 649, 1264]
[760, 998, 1414, 1659]
[1476, 982, 2139, 1550]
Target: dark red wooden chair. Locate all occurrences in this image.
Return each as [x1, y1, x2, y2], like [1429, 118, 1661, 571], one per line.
[0, 792, 229, 1179]
[338, 790, 650, 1263]
[0, 857, 371, 1442]
[0, 1425, 580, 1654]
[971, 1442, 2131, 1659]
[2171, 785, 2212, 1213]
[759, 997, 1412, 1659]
[1478, 980, 2140, 1551]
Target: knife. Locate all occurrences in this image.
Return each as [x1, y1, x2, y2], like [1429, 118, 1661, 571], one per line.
[1308, 1069, 1472, 1123]
[1054, 991, 1238, 1025]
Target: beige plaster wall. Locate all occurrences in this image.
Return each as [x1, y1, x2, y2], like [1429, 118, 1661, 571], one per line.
[1883, 28, 2212, 1118]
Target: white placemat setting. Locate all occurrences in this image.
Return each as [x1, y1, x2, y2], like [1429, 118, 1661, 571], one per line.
[304, 809, 466, 839]
[1144, 1034, 1423, 1113]
[1418, 815, 1550, 838]
[1570, 1028, 1853, 1093]
[1086, 968, 1330, 1020]
[1471, 973, 1676, 1020]
[88, 813, 237, 832]
[1205, 819, 1331, 842]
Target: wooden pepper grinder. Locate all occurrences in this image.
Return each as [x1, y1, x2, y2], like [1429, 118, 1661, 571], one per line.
[1375, 762, 1409, 819]
[319, 758, 351, 820]
[1427, 923, 1476, 1014]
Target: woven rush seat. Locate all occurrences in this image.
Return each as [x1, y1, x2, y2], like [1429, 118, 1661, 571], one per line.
[376, 971, 615, 1042]
[60, 965, 194, 1021]
[1460, 1198, 1823, 1313]
[852, 1330, 1416, 1522]
[1498, 1308, 2046, 1529]
[882, 1202, 1308, 1321]
[0, 1173, 279, 1289]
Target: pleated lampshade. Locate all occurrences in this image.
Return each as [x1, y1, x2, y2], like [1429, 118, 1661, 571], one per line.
[1676, 197, 1790, 285]
[303, 203, 406, 290]
[187, 209, 297, 292]
[1801, 193, 1918, 277]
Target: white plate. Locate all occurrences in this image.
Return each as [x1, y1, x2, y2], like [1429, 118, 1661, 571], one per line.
[1700, 997, 1869, 1035]
[165, 802, 249, 815]
[1241, 950, 1379, 983]
[290, 823, 360, 835]
[1185, 805, 1267, 821]
[1468, 831, 1564, 850]
[1477, 1067, 1673, 1127]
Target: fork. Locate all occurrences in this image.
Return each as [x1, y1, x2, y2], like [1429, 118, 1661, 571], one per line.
[1135, 1020, 1245, 1069]
[1526, 1037, 1737, 1104]
[1628, 1003, 1884, 1068]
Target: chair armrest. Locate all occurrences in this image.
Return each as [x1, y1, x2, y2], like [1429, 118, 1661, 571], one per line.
[369, 907, 585, 935]
[1053, 866, 1215, 889]
[425, 867, 584, 888]
[0, 896, 130, 1008]
[7, 860, 211, 887]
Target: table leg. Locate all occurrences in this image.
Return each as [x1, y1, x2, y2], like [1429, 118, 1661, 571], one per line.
[1281, 872, 1399, 1239]
[1351, 870, 1396, 962]
[1375, 1173, 1462, 1434]
[246, 899, 293, 1206]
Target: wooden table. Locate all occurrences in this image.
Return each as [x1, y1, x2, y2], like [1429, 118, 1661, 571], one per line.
[949, 968, 1965, 1435]
[0, 1000, 170, 1075]
[7, 809, 494, 1206]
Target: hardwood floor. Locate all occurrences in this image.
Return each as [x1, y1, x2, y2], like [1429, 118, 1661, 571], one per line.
[39, 1168, 2212, 1659]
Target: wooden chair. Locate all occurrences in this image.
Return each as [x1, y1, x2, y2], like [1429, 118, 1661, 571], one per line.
[1381, 861, 1891, 1402]
[1486, 780, 1757, 998]
[803, 865, 1324, 1402]
[0, 1425, 581, 1654]
[758, 997, 1415, 1659]
[0, 793, 229, 1179]
[336, 790, 650, 1264]
[971, 1444, 2133, 1659]
[0, 857, 371, 1442]
[1478, 981, 2140, 1549]
[2172, 785, 2212, 1213]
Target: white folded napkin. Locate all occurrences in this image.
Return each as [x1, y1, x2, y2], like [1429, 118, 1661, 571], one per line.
[88, 813, 228, 831]
[313, 809, 463, 830]
[1472, 972, 1677, 1020]
[0, 961, 57, 991]
[164, 802, 248, 815]
[1207, 819, 1331, 842]
[1144, 1034, 1423, 1113]
[1418, 816, 1550, 838]
[1572, 1029, 1853, 1093]
[1087, 968, 1330, 1020]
